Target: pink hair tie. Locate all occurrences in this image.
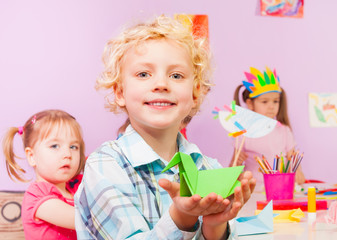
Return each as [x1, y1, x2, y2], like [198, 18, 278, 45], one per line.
[18, 126, 24, 135]
[31, 115, 37, 124]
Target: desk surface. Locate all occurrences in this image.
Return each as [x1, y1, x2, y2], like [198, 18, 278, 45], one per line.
[231, 191, 337, 240]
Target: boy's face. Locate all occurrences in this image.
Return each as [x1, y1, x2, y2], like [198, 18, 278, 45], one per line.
[247, 92, 281, 119]
[116, 39, 196, 132]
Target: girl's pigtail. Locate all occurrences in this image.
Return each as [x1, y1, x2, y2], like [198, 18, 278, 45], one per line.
[233, 84, 244, 106]
[277, 87, 292, 130]
[2, 127, 28, 182]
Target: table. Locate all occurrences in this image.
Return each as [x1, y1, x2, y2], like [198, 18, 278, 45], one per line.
[230, 191, 337, 240]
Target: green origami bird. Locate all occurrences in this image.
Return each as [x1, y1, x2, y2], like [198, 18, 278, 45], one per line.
[162, 152, 244, 198]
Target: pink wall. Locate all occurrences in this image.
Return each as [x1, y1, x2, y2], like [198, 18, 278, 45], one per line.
[1, 0, 336, 190]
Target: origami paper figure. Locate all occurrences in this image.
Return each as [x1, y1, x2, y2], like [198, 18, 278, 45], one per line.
[162, 152, 244, 198]
[235, 200, 277, 236]
[255, 208, 305, 223]
[216, 105, 277, 139]
[213, 103, 278, 166]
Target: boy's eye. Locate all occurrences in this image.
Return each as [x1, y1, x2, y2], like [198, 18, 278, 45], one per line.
[170, 73, 183, 79]
[137, 72, 150, 78]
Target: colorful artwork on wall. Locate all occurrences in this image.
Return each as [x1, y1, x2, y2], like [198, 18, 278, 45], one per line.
[309, 93, 337, 127]
[174, 14, 209, 41]
[260, 0, 304, 18]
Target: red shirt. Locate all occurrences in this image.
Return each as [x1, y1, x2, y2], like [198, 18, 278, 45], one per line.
[21, 175, 82, 240]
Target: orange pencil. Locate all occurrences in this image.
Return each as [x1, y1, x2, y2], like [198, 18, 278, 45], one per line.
[255, 156, 269, 174]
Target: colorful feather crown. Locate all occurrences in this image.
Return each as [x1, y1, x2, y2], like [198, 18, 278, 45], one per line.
[242, 67, 281, 98]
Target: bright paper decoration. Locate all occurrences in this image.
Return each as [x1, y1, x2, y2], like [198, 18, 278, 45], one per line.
[242, 67, 282, 99]
[162, 152, 244, 198]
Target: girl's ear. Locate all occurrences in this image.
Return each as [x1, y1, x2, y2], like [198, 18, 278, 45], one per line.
[115, 85, 126, 107]
[25, 147, 36, 167]
[246, 98, 254, 111]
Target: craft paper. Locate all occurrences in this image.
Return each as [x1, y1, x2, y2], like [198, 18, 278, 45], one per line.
[162, 152, 244, 198]
[174, 14, 209, 41]
[242, 67, 282, 99]
[235, 200, 277, 236]
[255, 208, 305, 223]
[260, 0, 304, 18]
[218, 105, 277, 138]
[309, 93, 337, 127]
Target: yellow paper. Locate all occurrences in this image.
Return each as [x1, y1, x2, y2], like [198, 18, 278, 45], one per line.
[255, 208, 304, 223]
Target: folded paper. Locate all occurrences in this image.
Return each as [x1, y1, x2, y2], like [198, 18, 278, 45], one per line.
[255, 208, 305, 223]
[235, 200, 277, 236]
[162, 152, 244, 198]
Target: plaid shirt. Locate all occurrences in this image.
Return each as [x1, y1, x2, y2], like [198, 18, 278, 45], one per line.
[75, 125, 228, 240]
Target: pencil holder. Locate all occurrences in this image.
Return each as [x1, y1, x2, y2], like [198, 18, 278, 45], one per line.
[263, 173, 295, 200]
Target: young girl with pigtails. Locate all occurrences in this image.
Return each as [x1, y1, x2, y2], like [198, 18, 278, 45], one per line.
[2, 109, 86, 240]
[229, 67, 305, 189]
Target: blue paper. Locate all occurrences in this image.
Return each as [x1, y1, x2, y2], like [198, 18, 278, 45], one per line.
[235, 201, 277, 236]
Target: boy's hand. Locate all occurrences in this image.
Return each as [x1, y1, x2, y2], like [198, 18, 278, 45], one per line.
[202, 171, 256, 239]
[203, 171, 255, 225]
[158, 178, 231, 231]
[158, 171, 256, 234]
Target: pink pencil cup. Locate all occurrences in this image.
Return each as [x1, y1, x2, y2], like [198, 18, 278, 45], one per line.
[263, 173, 295, 201]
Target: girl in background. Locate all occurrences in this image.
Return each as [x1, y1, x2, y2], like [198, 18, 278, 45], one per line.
[2, 109, 85, 240]
[230, 67, 305, 188]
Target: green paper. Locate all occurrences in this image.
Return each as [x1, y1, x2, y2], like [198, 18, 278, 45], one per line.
[257, 75, 266, 86]
[264, 72, 270, 84]
[162, 152, 244, 198]
[270, 73, 276, 84]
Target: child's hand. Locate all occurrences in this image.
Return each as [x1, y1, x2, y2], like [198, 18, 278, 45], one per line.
[158, 178, 231, 231]
[230, 149, 248, 166]
[236, 150, 248, 166]
[295, 166, 305, 185]
[202, 171, 256, 239]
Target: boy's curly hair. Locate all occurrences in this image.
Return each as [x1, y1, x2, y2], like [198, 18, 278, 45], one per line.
[96, 15, 213, 119]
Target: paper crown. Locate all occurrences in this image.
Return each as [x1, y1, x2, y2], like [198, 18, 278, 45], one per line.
[242, 67, 281, 98]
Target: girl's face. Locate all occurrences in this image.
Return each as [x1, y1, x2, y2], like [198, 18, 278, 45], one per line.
[116, 39, 196, 133]
[25, 124, 81, 188]
[247, 92, 281, 119]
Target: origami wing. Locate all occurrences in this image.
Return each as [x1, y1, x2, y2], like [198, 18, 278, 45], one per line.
[195, 166, 244, 198]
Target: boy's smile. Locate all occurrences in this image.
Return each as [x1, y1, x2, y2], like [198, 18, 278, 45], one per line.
[116, 39, 196, 133]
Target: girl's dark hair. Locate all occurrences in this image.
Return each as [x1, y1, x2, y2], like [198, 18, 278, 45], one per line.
[233, 85, 291, 129]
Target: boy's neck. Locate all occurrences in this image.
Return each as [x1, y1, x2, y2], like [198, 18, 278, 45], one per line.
[133, 125, 179, 162]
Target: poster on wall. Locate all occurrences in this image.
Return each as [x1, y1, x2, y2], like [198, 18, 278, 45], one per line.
[260, 0, 304, 18]
[308, 93, 337, 127]
[174, 14, 209, 41]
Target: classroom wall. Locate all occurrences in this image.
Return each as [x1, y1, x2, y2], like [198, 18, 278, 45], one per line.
[1, 0, 336, 190]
